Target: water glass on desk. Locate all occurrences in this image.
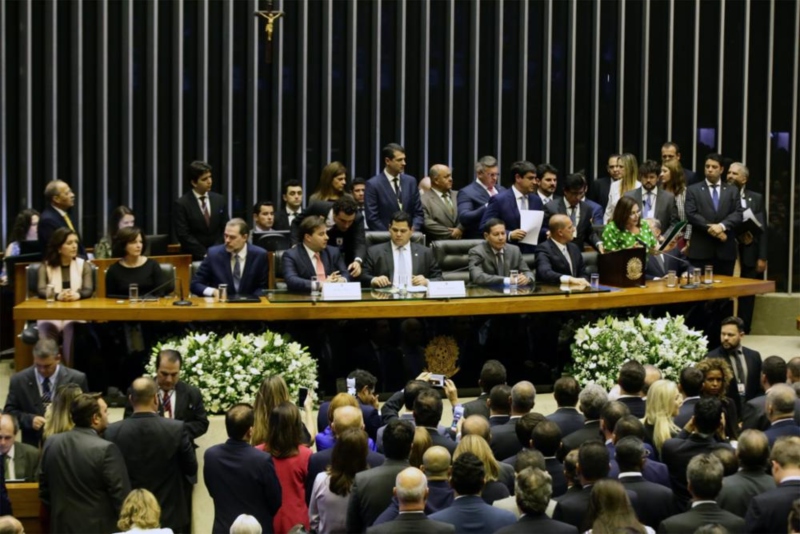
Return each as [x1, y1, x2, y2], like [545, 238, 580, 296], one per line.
[704, 265, 714, 284]
[46, 284, 55, 303]
[310, 277, 321, 296]
[590, 273, 600, 289]
[509, 270, 519, 290]
[218, 284, 228, 302]
[666, 270, 677, 288]
[129, 283, 139, 303]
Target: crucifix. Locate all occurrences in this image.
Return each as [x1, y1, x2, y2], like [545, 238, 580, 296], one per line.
[254, 0, 284, 64]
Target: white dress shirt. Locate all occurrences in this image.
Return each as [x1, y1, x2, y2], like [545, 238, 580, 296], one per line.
[391, 242, 414, 287]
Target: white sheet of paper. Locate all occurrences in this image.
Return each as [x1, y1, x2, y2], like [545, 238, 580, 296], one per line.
[743, 207, 756, 221]
[519, 210, 545, 245]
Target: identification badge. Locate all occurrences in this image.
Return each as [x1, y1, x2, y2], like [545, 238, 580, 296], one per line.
[336, 237, 344, 246]
[737, 383, 746, 396]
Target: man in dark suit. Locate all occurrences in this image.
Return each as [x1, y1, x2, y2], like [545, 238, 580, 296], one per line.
[525, 420, 569, 498]
[561, 384, 607, 454]
[38, 179, 86, 257]
[366, 467, 454, 534]
[173, 161, 229, 260]
[39, 393, 131, 533]
[421, 164, 464, 242]
[462, 360, 507, 420]
[661, 142, 699, 185]
[491, 381, 536, 461]
[0, 468, 9, 515]
[553, 441, 616, 531]
[480, 160, 546, 254]
[457, 156, 505, 239]
[347, 419, 415, 532]
[414, 390, 457, 455]
[727, 162, 768, 332]
[587, 154, 621, 212]
[534, 163, 558, 205]
[273, 179, 304, 231]
[291, 196, 367, 278]
[658, 453, 745, 533]
[204, 404, 282, 534]
[716, 429, 776, 517]
[684, 153, 743, 275]
[675, 366, 704, 428]
[0, 414, 40, 480]
[365, 143, 424, 231]
[547, 376, 586, 438]
[610, 416, 671, 488]
[763, 384, 800, 446]
[283, 215, 350, 292]
[624, 159, 677, 234]
[190, 218, 269, 297]
[361, 211, 441, 288]
[4, 338, 89, 447]
[616, 360, 647, 418]
[495, 467, 578, 534]
[535, 214, 590, 287]
[545, 173, 603, 252]
[251, 200, 276, 233]
[468, 219, 534, 286]
[742, 356, 800, 430]
[429, 453, 517, 532]
[745, 435, 800, 534]
[106, 377, 197, 532]
[317, 369, 384, 441]
[615, 437, 678, 530]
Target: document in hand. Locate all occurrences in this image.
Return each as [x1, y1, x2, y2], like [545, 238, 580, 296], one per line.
[519, 210, 545, 245]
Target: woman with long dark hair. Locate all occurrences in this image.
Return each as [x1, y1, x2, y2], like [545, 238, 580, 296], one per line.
[586, 479, 652, 533]
[94, 205, 135, 259]
[310, 162, 349, 202]
[1, 208, 39, 283]
[601, 195, 658, 252]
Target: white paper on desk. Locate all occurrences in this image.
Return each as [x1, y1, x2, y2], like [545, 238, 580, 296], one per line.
[519, 210, 544, 245]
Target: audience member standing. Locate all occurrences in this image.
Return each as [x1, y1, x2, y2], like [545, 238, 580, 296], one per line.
[742, 356, 800, 431]
[586, 480, 651, 534]
[42, 383, 83, 440]
[695, 358, 740, 440]
[614, 437, 678, 529]
[745, 436, 800, 534]
[457, 156, 504, 238]
[495, 467, 577, 534]
[462, 360, 507, 420]
[173, 161, 229, 260]
[93, 205, 135, 259]
[705, 316, 763, 415]
[546, 376, 585, 438]
[561, 384, 607, 453]
[763, 384, 800, 446]
[421, 164, 463, 242]
[116, 488, 173, 533]
[642, 379, 681, 461]
[716, 429, 776, 517]
[38, 180, 86, 257]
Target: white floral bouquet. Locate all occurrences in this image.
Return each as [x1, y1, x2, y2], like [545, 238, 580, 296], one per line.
[148, 330, 318, 414]
[568, 314, 707, 390]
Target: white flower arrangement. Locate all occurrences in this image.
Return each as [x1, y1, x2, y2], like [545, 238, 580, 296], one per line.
[568, 314, 707, 390]
[148, 330, 318, 414]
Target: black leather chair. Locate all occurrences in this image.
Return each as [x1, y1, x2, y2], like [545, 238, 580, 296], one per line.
[254, 231, 292, 252]
[365, 231, 425, 248]
[582, 251, 599, 276]
[430, 239, 484, 282]
[270, 250, 288, 290]
[144, 234, 169, 256]
[158, 263, 176, 295]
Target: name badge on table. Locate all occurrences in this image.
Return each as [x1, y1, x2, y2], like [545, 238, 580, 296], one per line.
[321, 282, 362, 300]
[428, 281, 466, 298]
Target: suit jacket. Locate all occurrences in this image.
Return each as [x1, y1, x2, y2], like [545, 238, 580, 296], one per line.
[9, 441, 40, 481]
[173, 190, 229, 260]
[305, 446, 385, 504]
[546, 407, 586, 438]
[367, 511, 455, 534]
[588, 176, 613, 211]
[742, 394, 800, 431]
[705, 346, 762, 418]
[535, 239, 587, 283]
[674, 397, 699, 428]
[317, 400, 384, 442]
[661, 433, 734, 502]
[346, 458, 410, 532]
[422, 188, 464, 242]
[203, 439, 282, 534]
[684, 181, 743, 262]
[619, 474, 679, 529]
[105, 412, 197, 530]
[745, 479, 800, 534]
[273, 206, 303, 231]
[618, 396, 646, 418]
[764, 418, 800, 446]
[425, 427, 457, 455]
[545, 198, 602, 251]
[290, 201, 367, 263]
[624, 187, 677, 236]
[361, 242, 442, 287]
[365, 173, 424, 231]
[561, 421, 602, 453]
[38, 204, 87, 257]
[457, 181, 506, 239]
[494, 513, 578, 534]
[39, 427, 131, 533]
[658, 502, 745, 534]
[480, 187, 547, 253]
[190, 243, 269, 296]
[716, 468, 776, 518]
[555, 485, 640, 531]
[737, 189, 768, 267]
[125, 381, 210, 445]
[371, 482, 455, 528]
[429, 494, 517, 533]
[462, 393, 490, 420]
[282, 245, 351, 292]
[0, 464, 8, 515]
[468, 242, 533, 286]
[4, 365, 89, 446]
[490, 418, 523, 461]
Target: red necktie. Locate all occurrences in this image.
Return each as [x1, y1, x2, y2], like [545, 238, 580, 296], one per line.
[162, 390, 172, 418]
[200, 196, 211, 227]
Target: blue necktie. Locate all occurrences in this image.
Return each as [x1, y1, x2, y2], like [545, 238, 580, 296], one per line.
[233, 254, 241, 293]
[711, 184, 719, 211]
[42, 377, 52, 403]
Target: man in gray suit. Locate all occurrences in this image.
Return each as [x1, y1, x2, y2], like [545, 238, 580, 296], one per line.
[3, 338, 89, 446]
[468, 218, 534, 286]
[624, 159, 677, 234]
[361, 211, 442, 289]
[40, 393, 131, 533]
[0, 413, 40, 481]
[421, 164, 464, 242]
[716, 429, 776, 517]
[347, 419, 414, 532]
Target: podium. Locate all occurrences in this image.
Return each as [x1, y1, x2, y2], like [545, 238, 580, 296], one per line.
[598, 247, 647, 288]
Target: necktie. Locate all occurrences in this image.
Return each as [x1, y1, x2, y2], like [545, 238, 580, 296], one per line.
[2, 454, 8, 481]
[200, 196, 211, 227]
[562, 245, 574, 276]
[711, 184, 719, 211]
[519, 196, 528, 211]
[62, 213, 76, 232]
[568, 205, 577, 224]
[393, 178, 403, 208]
[645, 193, 653, 217]
[730, 351, 746, 387]
[314, 252, 327, 282]
[233, 254, 241, 292]
[495, 252, 505, 276]
[396, 246, 408, 286]
[42, 377, 52, 403]
[288, 211, 298, 226]
[442, 192, 454, 215]
[162, 390, 172, 418]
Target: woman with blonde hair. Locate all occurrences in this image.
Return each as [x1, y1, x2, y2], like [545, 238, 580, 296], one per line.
[453, 434, 509, 504]
[251, 375, 315, 448]
[642, 379, 681, 460]
[310, 161, 348, 202]
[586, 479, 652, 533]
[695, 358, 738, 440]
[116, 488, 172, 533]
[604, 153, 641, 223]
[43, 383, 84, 440]
[409, 426, 433, 468]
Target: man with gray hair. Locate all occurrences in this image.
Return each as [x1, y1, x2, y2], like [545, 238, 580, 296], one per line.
[764, 383, 800, 446]
[745, 436, 800, 534]
[561, 384, 607, 453]
[658, 454, 745, 533]
[495, 467, 577, 534]
[458, 155, 505, 238]
[421, 164, 464, 242]
[491, 381, 536, 461]
[716, 429, 775, 517]
[366, 467, 454, 533]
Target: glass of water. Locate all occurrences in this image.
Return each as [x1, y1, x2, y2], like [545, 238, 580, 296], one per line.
[46, 284, 56, 303]
[704, 265, 713, 284]
[509, 270, 519, 290]
[218, 284, 228, 302]
[129, 283, 139, 303]
[310, 277, 321, 296]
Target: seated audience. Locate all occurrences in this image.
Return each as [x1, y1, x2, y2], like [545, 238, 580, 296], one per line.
[0, 413, 39, 481]
[616, 360, 647, 417]
[94, 205, 135, 259]
[675, 366, 704, 428]
[230, 514, 263, 534]
[116, 488, 172, 533]
[105, 227, 167, 298]
[173, 160, 228, 260]
[1, 208, 39, 283]
[283, 215, 350, 292]
[251, 375, 314, 449]
[463, 360, 507, 420]
[535, 214, 589, 287]
[546, 376, 585, 438]
[602, 193, 657, 252]
[561, 384, 607, 453]
[716, 429, 775, 517]
[468, 218, 534, 286]
[43, 383, 83, 441]
[746, 436, 800, 534]
[495, 466, 577, 534]
[696, 358, 739, 440]
[642, 379, 682, 461]
[455, 435, 509, 504]
[764, 383, 800, 446]
[251, 201, 276, 233]
[310, 161, 349, 202]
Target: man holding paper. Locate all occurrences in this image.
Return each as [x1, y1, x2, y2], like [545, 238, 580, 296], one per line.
[479, 160, 546, 254]
[282, 215, 350, 292]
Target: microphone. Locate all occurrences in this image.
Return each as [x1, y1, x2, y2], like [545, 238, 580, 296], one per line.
[173, 277, 193, 307]
[140, 275, 178, 301]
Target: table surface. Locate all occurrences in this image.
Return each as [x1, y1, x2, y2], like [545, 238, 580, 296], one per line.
[15, 276, 774, 322]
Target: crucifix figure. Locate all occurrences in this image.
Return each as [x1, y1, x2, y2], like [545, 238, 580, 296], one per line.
[254, 1, 284, 64]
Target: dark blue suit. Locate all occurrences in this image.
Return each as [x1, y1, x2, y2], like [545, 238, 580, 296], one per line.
[190, 244, 269, 296]
[38, 205, 87, 257]
[282, 245, 350, 292]
[457, 181, 506, 238]
[371, 479, 454, 526]
[764, 418, 800, 446]
[546, 407, 585, 438]
[535, 239, 587, 283]
[429, 494, 516, 533]
[745, 480, 800, 534]
[479, 187, 546, 253]
[204, 439, 282, 534]
[365, 173, 424, 231]
[684, 180, 743, 274]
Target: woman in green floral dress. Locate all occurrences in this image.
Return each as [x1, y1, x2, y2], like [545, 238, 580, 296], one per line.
[602, 195, 658, 252]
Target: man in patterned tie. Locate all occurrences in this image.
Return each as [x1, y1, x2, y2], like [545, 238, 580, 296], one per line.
[37, 179, 87, 258]
[282, 215, 350, 292]
[173, 161, 230, 260]
[421, 164, 464, 242]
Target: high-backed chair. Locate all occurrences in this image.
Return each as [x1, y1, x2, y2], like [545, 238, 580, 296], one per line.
[365, 231, 426, 248]
[430, 239, 484, 282]
[189, 261, 203, 296]
[269, 250, 287, 290]
[144, 234, 169, 256]
[582, 251, 599, 276]
[253, 231, 292, 252]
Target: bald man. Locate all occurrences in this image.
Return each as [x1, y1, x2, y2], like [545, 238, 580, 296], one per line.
[461, 415, 492, 443]
[535, 214, 589, 286]
[0, 414, 40, 481]
[306, 406, 385, 503]
[421, 164, 464, 242]
[367, 467, 455, 533]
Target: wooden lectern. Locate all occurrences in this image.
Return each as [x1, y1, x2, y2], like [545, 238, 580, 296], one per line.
[597, 247, 647, 288]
